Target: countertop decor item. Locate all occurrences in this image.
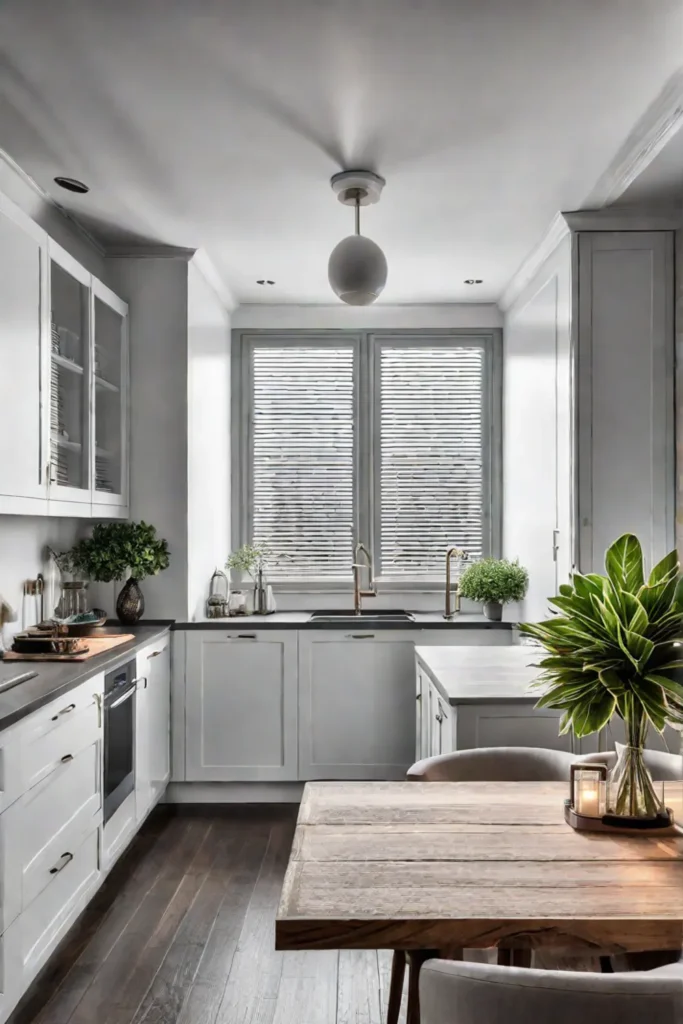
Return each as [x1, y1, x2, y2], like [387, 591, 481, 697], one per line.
[327, 170, 387, 306]
[458, 558, 528, 620]
[206, 569, 230, 618]
[69, 521, 170, 625]
[521, 533, 683, 830]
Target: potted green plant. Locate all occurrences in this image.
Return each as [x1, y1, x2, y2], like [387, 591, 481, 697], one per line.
[520, 534, 683, 819]
[225, 543, 267, 588]
[458, 558, 529, 620]
[70, 521, 170, 625]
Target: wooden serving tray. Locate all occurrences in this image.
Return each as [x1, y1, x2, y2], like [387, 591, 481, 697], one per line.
[2, 634, 135, 662]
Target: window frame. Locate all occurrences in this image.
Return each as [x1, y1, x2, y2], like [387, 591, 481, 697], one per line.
[231, 328, 502, 591]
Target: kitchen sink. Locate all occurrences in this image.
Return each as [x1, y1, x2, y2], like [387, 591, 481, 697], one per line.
[307, 610, 415, 624]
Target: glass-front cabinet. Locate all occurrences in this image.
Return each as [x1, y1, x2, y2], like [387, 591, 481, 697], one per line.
[92, 280, 127, 510]
[46, 239, 128, 514]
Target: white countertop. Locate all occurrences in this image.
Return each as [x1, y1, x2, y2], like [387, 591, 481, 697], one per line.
[415, 644, 543, 705]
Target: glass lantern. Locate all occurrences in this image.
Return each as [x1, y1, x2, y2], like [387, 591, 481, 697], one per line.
[570, 764, 607, 818]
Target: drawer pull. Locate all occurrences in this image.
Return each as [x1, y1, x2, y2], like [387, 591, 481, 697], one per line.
[60, 754, 74, 764]
[51, 703, 76, 722]
[49, 851, 73, 875]
[94, 692, 102, 728]
[435, 712, 444, 724]
[147, 649, 165, 659]
[230, 634, 257, 640]
[132, 676, 148, 690]
[346, 634, 375, 639]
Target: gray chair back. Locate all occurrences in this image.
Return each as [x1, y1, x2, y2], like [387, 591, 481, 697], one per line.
[578, 748, 683, 781]
[420, 958, 683, 1024]
[407, 746, 578, 782]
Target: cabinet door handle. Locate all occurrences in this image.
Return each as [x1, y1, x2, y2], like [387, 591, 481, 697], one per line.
[49, 852, 73, 875]
[147, 650, 165, 659]
[47, 461, 56, 485]
[51, 703, 76, 722]
[416, 692, 422, 702]
[132, 676, 148, 689]
[346, 634, 376, 640]
[93, 693, 102, 728]
[435, 712, 444, 723]
[60, 753, 74, 764]
[230, 634, 257, 640]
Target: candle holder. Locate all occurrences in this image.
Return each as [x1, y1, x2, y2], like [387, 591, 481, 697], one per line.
[565, 763, 676, 834]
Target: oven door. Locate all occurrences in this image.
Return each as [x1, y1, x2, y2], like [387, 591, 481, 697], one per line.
[103, 677, 136, 824]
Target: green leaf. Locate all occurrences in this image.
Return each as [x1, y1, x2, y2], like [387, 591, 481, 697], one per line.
[558, 583, 574, 598]
[617, 627, 654, 672]
[605, 534, 644, 594]
[644, 672, 683, 703]
[648, 549, 680, 587]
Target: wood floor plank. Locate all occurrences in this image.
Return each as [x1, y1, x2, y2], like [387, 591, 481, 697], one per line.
[213, 817, 296, 1024]
[175, 825, 273, 1024]
[337, 950, 382, 1024]
[378, 950, 406, 1024]
[65, 819, 214, 1024]
[271, 950, 338, 1024]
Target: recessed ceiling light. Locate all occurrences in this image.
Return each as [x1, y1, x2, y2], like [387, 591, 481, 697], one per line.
[256, 279, 276, 285]
[464, 278, 483, 285]
[54, 176, 89, 194]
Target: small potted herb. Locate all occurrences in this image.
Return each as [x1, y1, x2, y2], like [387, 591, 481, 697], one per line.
[225, 544, 267, 588]
[70, 521, 170, 624]
[458, 558, 529, 620]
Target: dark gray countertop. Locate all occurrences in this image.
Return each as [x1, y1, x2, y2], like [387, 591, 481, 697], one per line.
[0, 625, 171, 733]
[174, 613, 513, 630]
[415, 645, 540, 705]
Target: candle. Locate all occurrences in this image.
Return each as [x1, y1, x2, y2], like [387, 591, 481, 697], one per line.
[573, 768, 606, 818]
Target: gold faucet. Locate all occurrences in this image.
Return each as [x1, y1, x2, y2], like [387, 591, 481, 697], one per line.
[444, 547, 466, 619]
[353, 542, 377, 615]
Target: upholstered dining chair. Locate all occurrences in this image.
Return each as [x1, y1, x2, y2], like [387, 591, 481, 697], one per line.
[387, 747, 591, 1024]
[419, 957, 683, 1024]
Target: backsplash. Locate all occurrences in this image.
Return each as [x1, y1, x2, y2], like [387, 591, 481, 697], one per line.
[0, 515, 85, 643]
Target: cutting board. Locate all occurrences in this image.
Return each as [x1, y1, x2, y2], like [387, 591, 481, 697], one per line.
[2, 633, 135, 662]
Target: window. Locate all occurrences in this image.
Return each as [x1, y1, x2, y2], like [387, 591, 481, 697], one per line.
[232, 331, 501, 586]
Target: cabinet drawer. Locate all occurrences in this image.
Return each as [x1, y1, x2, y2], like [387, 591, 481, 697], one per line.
[20, 675, 103, 789]
[2, 741, 101, 927]
[16, 828, 100, 988]
[22, 700, 100, 792]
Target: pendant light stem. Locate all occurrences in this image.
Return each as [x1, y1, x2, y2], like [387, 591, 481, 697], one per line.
[355, 194, 360, 235]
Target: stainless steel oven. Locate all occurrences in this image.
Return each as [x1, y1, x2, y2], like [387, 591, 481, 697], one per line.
[103, 659, 136, 825]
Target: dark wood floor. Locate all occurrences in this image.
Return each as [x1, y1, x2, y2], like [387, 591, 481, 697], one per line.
[12, 806, 405, 1024]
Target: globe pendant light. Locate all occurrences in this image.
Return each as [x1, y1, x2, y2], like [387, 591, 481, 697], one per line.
[328, 170, 387, 305]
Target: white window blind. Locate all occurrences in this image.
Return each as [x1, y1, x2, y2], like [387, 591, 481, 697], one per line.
[251, 345, 355, 580]
[378, 345, 484, 577]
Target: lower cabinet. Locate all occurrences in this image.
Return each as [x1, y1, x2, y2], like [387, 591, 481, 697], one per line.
[184, 631, 298, 781]
[135, 634, 171, 822]
[298, 631, 418, 780]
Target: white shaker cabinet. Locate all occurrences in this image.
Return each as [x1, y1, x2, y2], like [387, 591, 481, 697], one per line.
[135, 633, 171, 822]
[0, 195, 46, 512]
[298, 630, 419, 780]
[184, 631, 298, 782]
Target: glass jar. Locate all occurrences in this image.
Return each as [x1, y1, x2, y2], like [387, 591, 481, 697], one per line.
[57, 581, 89, 620]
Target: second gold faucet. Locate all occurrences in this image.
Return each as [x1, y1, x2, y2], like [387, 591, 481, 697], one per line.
[353, 542, 377, 614]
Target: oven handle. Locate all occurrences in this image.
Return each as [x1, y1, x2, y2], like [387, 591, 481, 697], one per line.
[106, 683, 137, 710]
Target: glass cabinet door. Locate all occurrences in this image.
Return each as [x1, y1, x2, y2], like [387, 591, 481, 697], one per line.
[93, 284, 127, 503]
[49, 256, 90, 496]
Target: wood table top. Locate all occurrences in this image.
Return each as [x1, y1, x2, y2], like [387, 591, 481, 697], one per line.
[276, 781, 683, 954]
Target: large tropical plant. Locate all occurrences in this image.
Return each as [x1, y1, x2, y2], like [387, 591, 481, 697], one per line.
[519, 534, 683, 816]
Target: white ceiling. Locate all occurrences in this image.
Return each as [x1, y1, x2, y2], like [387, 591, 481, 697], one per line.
[1, 0, 682, 305]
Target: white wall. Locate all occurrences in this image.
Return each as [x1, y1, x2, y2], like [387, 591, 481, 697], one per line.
[105, 256, 190, 619]
[187, 260, 231, 620]
[232, 303, 502, 330]
[0, 516, 82, 643]
[503, 234, 572, 622]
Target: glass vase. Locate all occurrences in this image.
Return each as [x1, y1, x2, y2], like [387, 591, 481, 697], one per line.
[116, 577, 144, 625]
[608, 741, 663, 819]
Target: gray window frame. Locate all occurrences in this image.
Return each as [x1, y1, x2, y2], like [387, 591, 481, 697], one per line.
[231, 328, 503, 591]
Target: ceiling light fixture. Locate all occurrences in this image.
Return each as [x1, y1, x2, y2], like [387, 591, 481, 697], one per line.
[53, 176, 89, 194]
[464, 278, 483, 285]
[328, 170, 387, 306]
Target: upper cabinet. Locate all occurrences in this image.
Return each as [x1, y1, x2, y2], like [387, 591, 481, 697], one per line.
[0, 195, 129, 518]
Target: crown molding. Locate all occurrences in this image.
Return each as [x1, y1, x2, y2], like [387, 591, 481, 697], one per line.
[0, 147, 106, 258]
[498, 212, 570, 312]
[562, 205, 683, 232]
[585, 68, 683, 208]
[105, 244, 196, 260]
[189, 248, 237, 312]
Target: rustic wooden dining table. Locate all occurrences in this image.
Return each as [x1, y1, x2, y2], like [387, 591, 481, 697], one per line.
[276, 781, 683, 1023]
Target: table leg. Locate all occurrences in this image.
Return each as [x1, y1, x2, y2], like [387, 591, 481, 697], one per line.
[387, 951, 406, 1024]
[497, 948, 531, 968]
[406, 949, 438, 1024]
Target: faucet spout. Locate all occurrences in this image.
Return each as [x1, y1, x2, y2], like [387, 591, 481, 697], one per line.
[444, 547, 467, 619]
[353, 542, 377, 615]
